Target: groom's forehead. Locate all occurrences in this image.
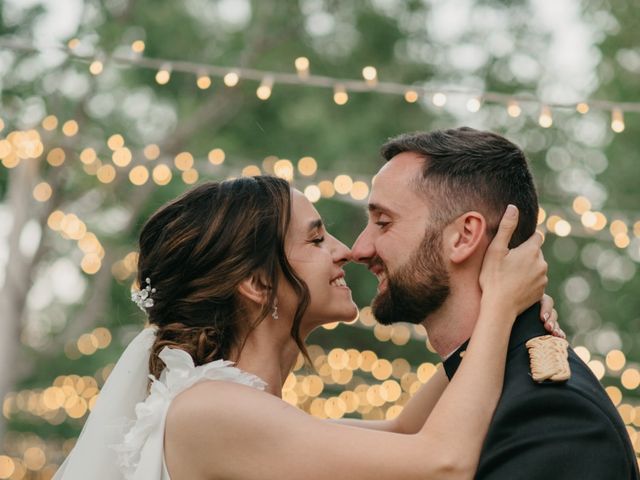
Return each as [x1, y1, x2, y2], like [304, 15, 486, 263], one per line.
[370, 153, 425, 199]
[376, 152, 424, 182]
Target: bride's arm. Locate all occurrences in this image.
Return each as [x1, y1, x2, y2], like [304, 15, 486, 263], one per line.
[166, 206, 548, 480]
[334, 295, 560, 434]
[334, 307, 560, 435]
[329, 366, 448, 432]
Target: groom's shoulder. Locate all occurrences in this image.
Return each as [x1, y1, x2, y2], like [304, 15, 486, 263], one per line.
[499, 344, 622, 426]
[502, 344, 614, 411]
[477, 345, 639, 479]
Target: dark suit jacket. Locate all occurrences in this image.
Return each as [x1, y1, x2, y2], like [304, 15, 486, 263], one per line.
[443, 304, 639, 479]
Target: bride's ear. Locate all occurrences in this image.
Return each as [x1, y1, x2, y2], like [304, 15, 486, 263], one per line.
[237, 273, 270, 305]
[445, 211, 487, 264]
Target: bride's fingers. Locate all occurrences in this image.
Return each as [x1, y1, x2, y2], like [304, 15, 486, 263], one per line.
[487, 204, 519, 255]
[543, 309, 566, 338]
[539, 293, 554, 323]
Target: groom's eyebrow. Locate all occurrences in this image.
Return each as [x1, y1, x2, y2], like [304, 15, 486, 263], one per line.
[367, 203, 395, 216]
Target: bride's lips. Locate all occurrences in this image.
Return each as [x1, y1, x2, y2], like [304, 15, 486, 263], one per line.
[330, 272, 350, 290]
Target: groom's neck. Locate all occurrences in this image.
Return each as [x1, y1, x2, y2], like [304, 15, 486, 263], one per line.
[423, 282, 483, 359]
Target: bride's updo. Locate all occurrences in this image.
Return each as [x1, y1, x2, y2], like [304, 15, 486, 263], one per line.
[136, 176, 310, 379]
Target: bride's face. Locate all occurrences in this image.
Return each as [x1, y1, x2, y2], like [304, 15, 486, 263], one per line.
[282, 190, 358, 333]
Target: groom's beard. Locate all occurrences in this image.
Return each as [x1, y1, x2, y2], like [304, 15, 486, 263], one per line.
[372, 228, 450, 326]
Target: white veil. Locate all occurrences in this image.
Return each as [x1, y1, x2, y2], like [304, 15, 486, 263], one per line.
[53, 327, 157, 480]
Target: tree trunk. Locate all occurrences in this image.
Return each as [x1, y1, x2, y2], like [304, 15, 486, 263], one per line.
[0, 159, 38, 439]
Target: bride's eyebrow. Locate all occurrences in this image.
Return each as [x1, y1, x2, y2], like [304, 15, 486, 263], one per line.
[307, 219, 323, 232]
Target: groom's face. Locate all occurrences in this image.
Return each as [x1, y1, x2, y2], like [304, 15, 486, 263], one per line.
[352, 152, 451, 325]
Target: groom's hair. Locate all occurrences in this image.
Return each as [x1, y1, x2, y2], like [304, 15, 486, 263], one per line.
[381, 127, 538, 248]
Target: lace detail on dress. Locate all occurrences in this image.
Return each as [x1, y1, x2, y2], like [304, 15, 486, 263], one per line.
[111, 347, 267, 480]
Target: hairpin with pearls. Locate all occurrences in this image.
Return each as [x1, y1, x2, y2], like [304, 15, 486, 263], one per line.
[131, 277, 156, 312]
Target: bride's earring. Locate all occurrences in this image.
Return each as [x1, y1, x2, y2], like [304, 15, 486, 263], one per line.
[272, 298, 279, 320]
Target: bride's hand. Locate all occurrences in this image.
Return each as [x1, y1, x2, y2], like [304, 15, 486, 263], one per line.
[479, 205, 548, 319]
[540, 293, 566, 338]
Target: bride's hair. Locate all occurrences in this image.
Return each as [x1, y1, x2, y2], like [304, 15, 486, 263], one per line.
[136, 176, 310, 379]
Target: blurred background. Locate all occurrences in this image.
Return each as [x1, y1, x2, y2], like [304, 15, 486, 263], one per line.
[0, 0, 639, 477]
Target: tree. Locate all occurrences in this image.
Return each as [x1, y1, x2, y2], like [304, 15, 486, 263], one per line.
[0, 0, 638, 468]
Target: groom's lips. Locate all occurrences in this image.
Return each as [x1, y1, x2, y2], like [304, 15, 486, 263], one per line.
[369, 264, 388, 293]
[369, 263, 384, 276]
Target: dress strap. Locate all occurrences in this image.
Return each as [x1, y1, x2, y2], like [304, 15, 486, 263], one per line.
[112, 347, 267, 479]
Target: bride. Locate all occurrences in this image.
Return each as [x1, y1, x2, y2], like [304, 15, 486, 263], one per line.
[55, 175, 558, 479]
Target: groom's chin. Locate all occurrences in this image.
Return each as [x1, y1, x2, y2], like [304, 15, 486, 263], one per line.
[371, 292, 417, 326]
[371, 293, 396, 326]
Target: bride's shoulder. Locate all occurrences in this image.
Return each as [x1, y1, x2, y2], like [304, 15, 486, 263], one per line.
[169, 378, 267, 420]
[164, 380, 275, 457]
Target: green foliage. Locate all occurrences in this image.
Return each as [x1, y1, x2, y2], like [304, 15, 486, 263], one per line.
[1, 0, 639, 449]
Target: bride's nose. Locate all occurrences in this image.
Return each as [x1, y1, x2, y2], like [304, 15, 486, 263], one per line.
[333, 238, 352, 266]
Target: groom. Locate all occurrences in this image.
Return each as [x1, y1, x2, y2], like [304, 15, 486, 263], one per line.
[352, 127, 639, 478]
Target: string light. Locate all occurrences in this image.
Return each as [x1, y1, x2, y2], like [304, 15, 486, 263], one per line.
[47, 148, 65, 167]
[196, 73, 212, 89]
[129, 165, 149, 185]
[507, 100, 522, 117]
[152, 164, 172, 185]
[174, 151, 194, 171]
[5, 121, 640, 252]
[79, 147, 97, 164]
[432, 92, 447, 107]
[538, 105, 553, 128]
[223, 71, 239, 87]
[182, 168, 199, 184]
[576, 102, 590, 114]
[2, 41, 639, 120]
[333, 84, 349, 105]
[155, 64, 171, 85]
[350, 181, 369, 200]
[318, 180, 335, 198]
[143, 144, 160, 160]
[33, 182, 52, 202]
[241, 165, 261, 176]
[96, 164, 116, 183]
[41, 115, 58, 131]
[466, 96, 482, 112]
[256, 76, 274, 100]
[572, 196, 592, 215]
[612, 108, 625, 133]
[295, 56, 310, 79]
[131, 40, 145, 54]
[107, 134, 125, 150]
[208, 148, 225, 165]
[112, 147, 132, 167]
[554, 219, 571, 237]
[89, 59, 103, 75]
[334, 174, 353, 194]
[404, 90, 418, 103]
[304, 184, 321, 203]
[274, 159, 294, 180]
[62, 120, 79, 136]
[362, 66, 378, 86]
[297, 156, 318, 176]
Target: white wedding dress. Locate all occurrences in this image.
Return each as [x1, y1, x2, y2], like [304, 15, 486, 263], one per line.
[54, 328, 266, 480]
[113, 347, 267, 479]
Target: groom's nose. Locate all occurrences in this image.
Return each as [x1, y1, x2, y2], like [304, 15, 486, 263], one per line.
[351, 226, 375, 265]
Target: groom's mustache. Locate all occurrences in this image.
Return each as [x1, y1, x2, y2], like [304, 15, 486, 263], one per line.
[367, 256, 385, 271]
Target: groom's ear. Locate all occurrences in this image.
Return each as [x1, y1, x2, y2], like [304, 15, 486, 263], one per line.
[445, 211, 488, 264]
[237, 272, 270, 306]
